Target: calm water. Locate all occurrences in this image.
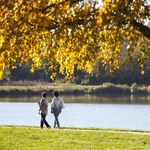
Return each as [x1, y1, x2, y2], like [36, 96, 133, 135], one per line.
[0, 94, 150, 131]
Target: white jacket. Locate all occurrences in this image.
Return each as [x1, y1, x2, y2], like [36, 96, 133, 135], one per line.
[51, 97, 65, 109]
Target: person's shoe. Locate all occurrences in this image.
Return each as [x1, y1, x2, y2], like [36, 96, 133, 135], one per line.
[51, 127, 55, 129]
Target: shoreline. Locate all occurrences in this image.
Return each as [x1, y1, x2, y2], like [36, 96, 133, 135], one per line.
[0, 82, 149, 95]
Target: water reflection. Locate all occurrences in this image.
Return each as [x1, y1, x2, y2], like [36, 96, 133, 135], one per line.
[0, 94, 150, 104]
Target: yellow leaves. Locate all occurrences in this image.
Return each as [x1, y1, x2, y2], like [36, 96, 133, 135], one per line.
[141, 69, 144, 75]
[111, 4, 117, 8]
[52, 0, 56, 3]
[100, 6, 108, 15]
[84, 34, 87, 38]
[64, 4, 69, 10]
[0, 36, 4, 48]
[12, 66, 17, 69]
[0, 0, 148, 81]
[52, 72, 57, 76]
[50, 72, 57, 80]
[97, 17, 103, 26]
[0, 71, 3, 80]
[30, 64, 36, 73]
[103, 0, 109, 3]
[110, 69, 114, 73]
[125, 0, 129, 7]
[30, 67, 34, 73]
[72, 10, 75, 15]
[48, 15, 53, 20]
[85, 60, 92, 73]
[59, 39, 63, 45]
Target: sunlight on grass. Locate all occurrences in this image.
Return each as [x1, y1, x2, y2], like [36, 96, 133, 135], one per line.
[1, 127, 150, 149]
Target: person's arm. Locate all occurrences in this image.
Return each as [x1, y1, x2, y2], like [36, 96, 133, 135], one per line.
[51, 107, 54, 113]
[39, 99, 45, 111]
[38, 99, 42, 114]
[61, 98, 65, 109]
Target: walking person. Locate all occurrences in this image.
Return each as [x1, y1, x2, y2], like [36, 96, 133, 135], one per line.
[38, 92, 51, 129]
[51, 91, 65, 129]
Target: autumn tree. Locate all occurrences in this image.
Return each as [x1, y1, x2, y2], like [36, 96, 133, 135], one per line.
[0, 0, 149, 80]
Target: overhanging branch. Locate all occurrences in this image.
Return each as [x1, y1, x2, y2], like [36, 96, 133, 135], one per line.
[132, 19, 150, 39]
[46, 18, 96, 30]
[41, 0, 84, 12]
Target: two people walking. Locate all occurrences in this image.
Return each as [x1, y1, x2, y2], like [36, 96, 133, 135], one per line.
[38, 90, 65, 129]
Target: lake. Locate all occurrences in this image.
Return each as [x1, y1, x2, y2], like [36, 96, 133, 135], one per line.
[0, 94, 150, 131]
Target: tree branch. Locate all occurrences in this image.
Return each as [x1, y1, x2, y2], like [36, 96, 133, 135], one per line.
[115, 1, 150, 39]
[132, 19, 150, 39]
[40, 0, 84, 12]
[140, 13, 150, 16]
[46, 18, 96, 30]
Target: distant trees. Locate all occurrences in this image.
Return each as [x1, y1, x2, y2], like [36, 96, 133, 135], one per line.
[2, 48, 150, 85]
[2, 59, 65, 82]
[91, 42, 150, 85]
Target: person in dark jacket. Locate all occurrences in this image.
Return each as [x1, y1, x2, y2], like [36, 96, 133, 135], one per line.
[38, 92, 50, 129]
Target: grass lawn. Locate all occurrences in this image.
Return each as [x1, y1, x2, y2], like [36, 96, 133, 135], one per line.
[1, 127, 150, 150]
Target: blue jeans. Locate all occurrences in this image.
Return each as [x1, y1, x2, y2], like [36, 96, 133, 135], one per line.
[53, 109, 61, 128]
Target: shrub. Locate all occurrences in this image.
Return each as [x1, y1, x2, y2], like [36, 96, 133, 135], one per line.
[131, 83, 147, 94]
[89, 83, 130, 94]
[131, 83, 138, 94]
[147, 85, 150, 94]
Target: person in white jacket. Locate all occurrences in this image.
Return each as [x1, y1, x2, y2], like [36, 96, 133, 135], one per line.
[38, 92, 50, 129]
[51, 91, 65, 129]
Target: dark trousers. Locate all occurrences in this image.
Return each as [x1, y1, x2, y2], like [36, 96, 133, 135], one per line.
[41, 113, 50, 128]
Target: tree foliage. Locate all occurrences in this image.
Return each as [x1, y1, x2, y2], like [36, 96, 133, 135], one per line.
[0, 0, 149, 80]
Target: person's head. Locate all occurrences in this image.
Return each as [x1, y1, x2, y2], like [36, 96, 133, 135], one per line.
[53, 90, 59, 97]
[42, 92, 47, 98]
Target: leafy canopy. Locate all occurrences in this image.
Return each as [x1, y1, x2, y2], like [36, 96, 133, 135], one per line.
[0, 0, 149, 80]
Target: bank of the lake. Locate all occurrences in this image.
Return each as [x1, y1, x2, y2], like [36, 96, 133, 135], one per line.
[0, 82, 150, 95]
[1, 126, 150, 150]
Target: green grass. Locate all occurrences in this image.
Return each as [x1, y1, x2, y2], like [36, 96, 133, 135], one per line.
[0, 84, 97, 91]
[0, 84, 94, 95]
[1, 126, 150, 150]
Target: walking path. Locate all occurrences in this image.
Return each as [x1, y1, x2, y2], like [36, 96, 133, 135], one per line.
[63, 129, 150, 135]
[1, 126, 150, 135]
